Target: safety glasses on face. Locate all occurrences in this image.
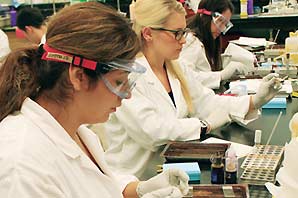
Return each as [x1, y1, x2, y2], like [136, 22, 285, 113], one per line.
[212, 12, 233, 35]
[197, 9, 233, 35]
[100, 70, 141, 99]
[150, 27, 191, 41]
[40, 43, 146, 98]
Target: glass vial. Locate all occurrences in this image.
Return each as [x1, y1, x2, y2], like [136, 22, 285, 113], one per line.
[211, 152, 224, 184]
[225, 147, 238, 184]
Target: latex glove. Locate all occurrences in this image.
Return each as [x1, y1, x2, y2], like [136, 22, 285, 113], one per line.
[252, 73, 281, 109]
[141, 186, 183, 198]
[205, 108, 232, 131]
[220, 61, 251, 80]
[289, 112, 298, 138]
[136, 168, 189, 197]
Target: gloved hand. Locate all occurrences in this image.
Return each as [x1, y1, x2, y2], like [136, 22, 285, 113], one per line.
[205, 108, 232, 131]
[141, 186, 183, 198]
[136, 168, 189, 198]
[252, 73, 281, 109]
[289, 113, 298, 138]
[220, 61, 253, 81]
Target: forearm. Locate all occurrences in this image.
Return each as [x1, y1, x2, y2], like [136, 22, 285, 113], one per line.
[249, 95, 256, 111]
[123, 181, 140, 198]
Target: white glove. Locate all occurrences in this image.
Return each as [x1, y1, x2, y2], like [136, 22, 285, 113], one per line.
[220, 61, 251, 81]
[141, 186, 183, 198]
[136, 168, 189, 197]
[205, 108, 232, 131]
[252, 73, 281, 109]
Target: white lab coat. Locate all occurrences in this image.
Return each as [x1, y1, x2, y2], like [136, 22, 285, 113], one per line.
[0, 98, 137, 198]
[105, 55, 258, 180]
[179, 33, 252, 89]
[0, 30, 11, 64]
[179, 33, 222, 89]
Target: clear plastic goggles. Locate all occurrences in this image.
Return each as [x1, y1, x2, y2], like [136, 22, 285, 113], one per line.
[40, 43, 146, 99]
[212, 12, 233, 35]
[101, 73, 140, 99]
[100, 62, 145, 99]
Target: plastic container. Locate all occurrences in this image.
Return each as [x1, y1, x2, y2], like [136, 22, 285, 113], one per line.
[10, 9, 17, 27]
[285, 31, 298, 65]
[129, 0, 135, 21]
[247, 0, 254, 15]
[254, 130, 262, 145]
[225, 147, 238, 184]
[240, 0, 248, 18]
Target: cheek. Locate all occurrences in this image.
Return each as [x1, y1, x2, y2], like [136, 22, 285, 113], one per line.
[210, 23, 217, 33]
[157, 37, 180, 59]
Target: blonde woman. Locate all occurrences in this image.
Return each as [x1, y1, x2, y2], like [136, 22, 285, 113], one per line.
[105, 0, 281, 180]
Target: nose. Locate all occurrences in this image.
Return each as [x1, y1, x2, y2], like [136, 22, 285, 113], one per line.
[124, 91, 132, 99]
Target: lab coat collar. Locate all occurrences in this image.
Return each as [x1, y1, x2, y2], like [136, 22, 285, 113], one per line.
[21, 98, 81, 159]
[77, 126, 116, 179]
[136, 56, 177, 110]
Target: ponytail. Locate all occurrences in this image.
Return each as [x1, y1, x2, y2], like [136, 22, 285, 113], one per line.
[0, 47, 42, 121]
[166, 60, 193, 114]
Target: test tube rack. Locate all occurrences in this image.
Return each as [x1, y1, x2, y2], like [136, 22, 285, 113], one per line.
[240, 145, 284, 185]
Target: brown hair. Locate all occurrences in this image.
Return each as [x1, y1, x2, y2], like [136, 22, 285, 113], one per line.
[0, 2, 140, 121]
[187, 0, 234, 71]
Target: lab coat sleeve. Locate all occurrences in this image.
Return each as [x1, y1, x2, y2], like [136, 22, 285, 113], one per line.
[0, 163, 65, 198]
[116, 173, 138, 193]
[0, 30, 11, 63]
[113, 86, 202, 152]
[179, 34, 221, 89]
[183, 65, 259, 125]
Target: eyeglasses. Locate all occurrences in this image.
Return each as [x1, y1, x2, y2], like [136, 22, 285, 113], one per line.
[212, 12, 233, 35]
[150, 27, 191, 41]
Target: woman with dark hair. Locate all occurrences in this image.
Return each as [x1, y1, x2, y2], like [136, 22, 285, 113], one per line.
[0, 2, 189, 198]
[179, 0, 254, 89]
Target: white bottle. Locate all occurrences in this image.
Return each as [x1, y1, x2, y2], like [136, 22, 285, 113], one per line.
[129, 0, 135, 21]
[254, 130, 262, 146]
[253, 130, 262, 154]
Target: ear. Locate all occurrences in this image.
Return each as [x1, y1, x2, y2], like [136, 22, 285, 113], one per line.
[68, 65, 88, 91]
[141, 27, 153, 42]
[24, 26, 33, 33]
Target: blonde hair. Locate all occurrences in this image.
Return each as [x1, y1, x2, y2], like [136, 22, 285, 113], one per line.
[133, 0, 193, 113]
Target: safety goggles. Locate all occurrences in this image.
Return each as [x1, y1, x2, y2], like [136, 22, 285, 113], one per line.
[197, 9, 233, 35]
[100, 71, 141, 99]
[41, 43, 146, 99]
[150, 27, 191, 41]
[212, 12, 233, 35]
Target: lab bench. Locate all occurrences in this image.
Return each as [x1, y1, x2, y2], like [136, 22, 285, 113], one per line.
[231, 14, 298, 30]
[168, 97, 297, 197]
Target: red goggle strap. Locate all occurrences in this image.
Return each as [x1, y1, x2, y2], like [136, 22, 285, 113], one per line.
[41, 43, 97, 71]
[197, 9, 212, 16]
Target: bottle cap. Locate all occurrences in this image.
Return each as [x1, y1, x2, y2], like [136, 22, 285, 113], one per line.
[254, 130, 262, 144]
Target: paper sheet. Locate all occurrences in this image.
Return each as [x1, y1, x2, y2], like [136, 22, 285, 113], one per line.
[229, 79, 293, 94]
[229, 37, 275, 47]
[201, 137, 253, 158]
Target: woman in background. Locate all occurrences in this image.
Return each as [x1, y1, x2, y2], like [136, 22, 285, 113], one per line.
[179, 0, 254, 89]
